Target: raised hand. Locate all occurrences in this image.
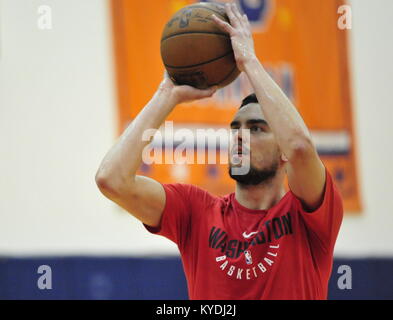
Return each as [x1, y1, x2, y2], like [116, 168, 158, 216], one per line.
[212, 3, 256, 72]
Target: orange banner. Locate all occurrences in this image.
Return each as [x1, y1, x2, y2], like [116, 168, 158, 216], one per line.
[111, 0, 361, 213]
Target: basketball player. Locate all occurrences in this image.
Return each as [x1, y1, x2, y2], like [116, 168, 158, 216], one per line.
[96, 3, 343, 299]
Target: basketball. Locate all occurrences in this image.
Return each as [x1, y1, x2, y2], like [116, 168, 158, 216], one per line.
[161, 2, 240, 90]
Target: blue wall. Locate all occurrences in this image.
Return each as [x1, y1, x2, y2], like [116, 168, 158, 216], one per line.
[0, 257, 391, 300]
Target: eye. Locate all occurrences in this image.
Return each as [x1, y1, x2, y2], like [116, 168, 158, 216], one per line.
[230, 126, 240, 131]
[250, 126, 263, 133]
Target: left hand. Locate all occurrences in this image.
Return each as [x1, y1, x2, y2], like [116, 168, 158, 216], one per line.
[158, 71, 217, 105]
[212, 3, 256, 72]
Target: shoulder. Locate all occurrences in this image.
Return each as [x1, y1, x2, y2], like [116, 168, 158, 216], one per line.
[288, 168, 343, 214]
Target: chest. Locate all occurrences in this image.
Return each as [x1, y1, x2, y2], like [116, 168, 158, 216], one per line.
[184, 201, 316, 286]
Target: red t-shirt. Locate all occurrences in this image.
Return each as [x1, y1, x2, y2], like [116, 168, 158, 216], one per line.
[144, 167, 343, 300]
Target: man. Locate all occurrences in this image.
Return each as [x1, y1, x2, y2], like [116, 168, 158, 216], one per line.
[96, 3, 343, 299]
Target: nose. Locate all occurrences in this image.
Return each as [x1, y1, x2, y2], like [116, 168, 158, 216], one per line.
[231, 128, 243, 145]
[231, 128, 251, 154]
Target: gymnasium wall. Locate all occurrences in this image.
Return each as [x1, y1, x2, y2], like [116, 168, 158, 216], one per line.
[0, 0, 392, 299]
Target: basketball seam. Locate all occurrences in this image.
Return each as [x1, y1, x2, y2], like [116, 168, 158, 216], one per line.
[212, 65, 238, 86]
[164, 50, 234, 69]
[161, 31, 229, 43]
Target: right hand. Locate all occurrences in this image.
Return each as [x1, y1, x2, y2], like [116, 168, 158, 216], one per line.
[212, 3, 256, 73]
[158, 71, 218, 105]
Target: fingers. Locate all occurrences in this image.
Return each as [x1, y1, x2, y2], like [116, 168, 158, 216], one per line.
[176, 85, 218, 104]
[212, 14, 233, 34]
[213, 3, 251, 35]
[242, 13, 250, 28]
[225, 3, 242, 29]
[197, 85, 218, 98]
[230, 3, 244, 25]
[218, 3, 251, 32]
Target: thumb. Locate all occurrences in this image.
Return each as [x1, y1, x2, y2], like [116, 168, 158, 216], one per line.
[175, 85, 218, 104]
[195, 85, 218, 98]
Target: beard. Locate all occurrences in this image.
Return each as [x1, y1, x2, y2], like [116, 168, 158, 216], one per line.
[229, 159, 279, 186]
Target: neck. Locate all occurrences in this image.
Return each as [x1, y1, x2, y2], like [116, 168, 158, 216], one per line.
[235, 169, 286, 211]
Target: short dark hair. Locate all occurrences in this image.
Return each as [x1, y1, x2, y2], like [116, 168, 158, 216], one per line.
[239, 93, 258, 109]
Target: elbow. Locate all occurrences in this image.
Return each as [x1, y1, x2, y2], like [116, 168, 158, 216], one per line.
[95, 169, 136, 200]
[95, 170, 119, 198]
[287, 136, 315, 161]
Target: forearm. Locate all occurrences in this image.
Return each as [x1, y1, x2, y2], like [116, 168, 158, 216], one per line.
[96, 87, 176, 187]
[244, 57, 312, 158]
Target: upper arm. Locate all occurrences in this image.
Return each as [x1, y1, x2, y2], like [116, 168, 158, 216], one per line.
[286, 140, 326, 212]
[288, 147, 344, 253]
[97, 174, 166, 228]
